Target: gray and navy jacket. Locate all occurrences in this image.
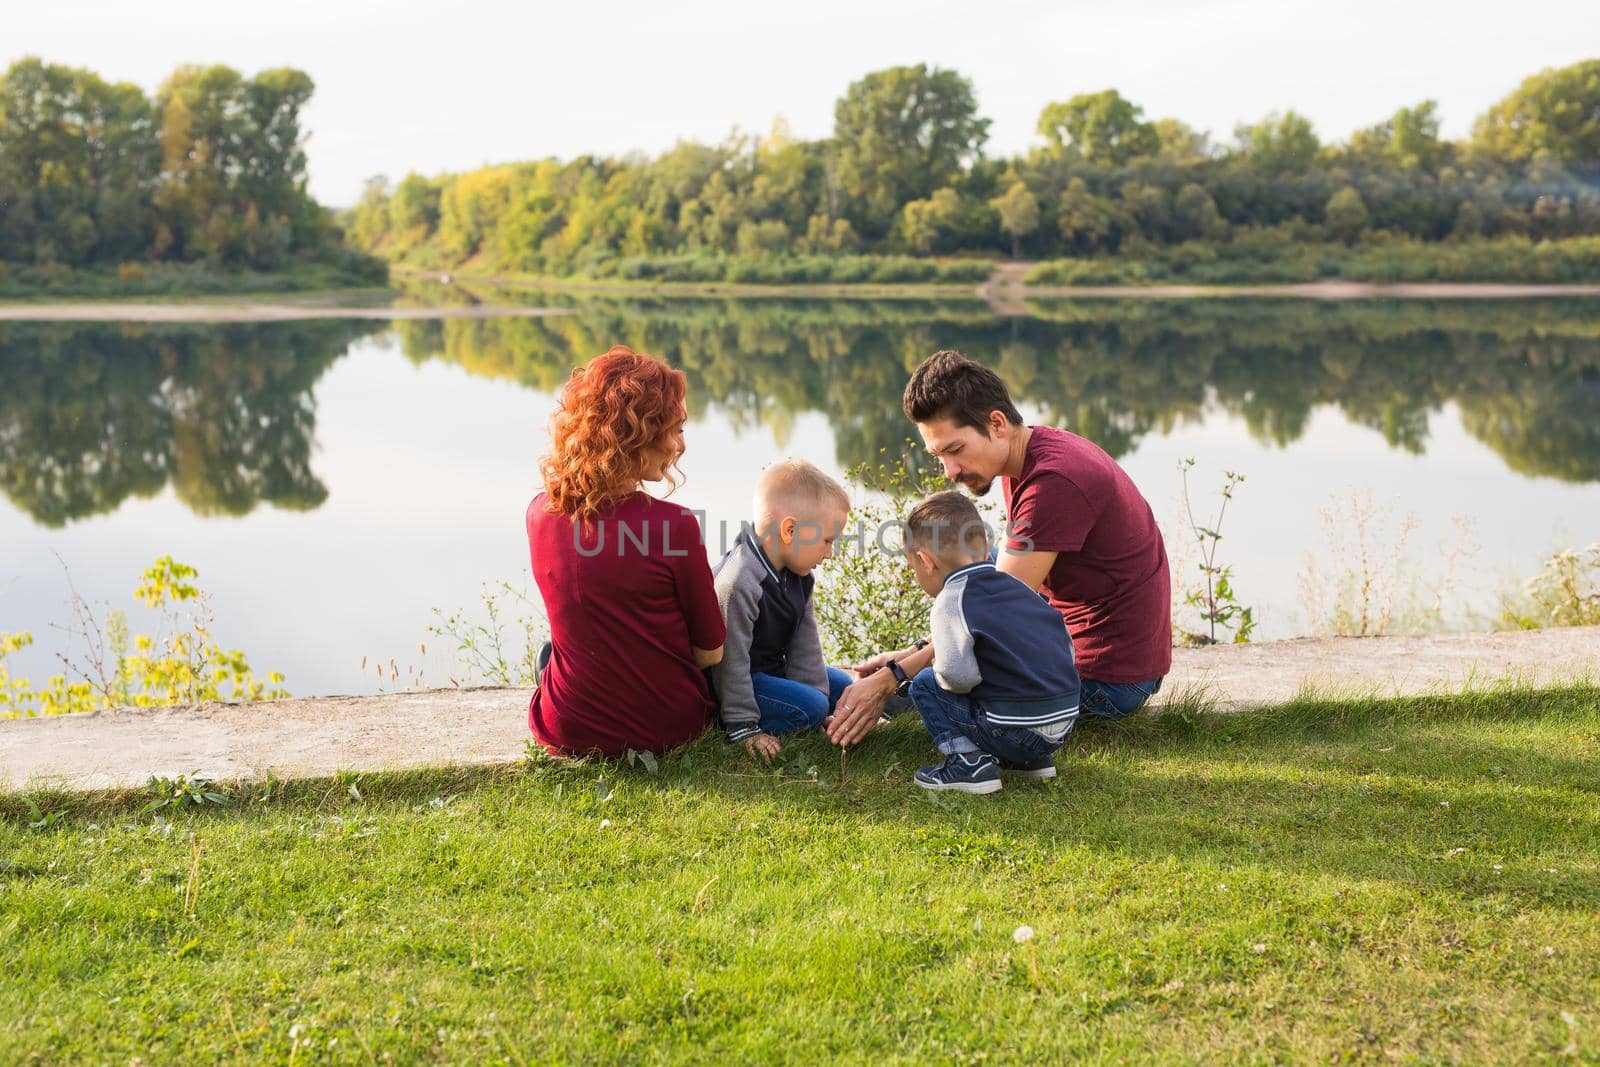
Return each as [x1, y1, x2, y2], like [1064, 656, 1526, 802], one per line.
[712, 528, 829, 741]
[931, 560, 1080, 728]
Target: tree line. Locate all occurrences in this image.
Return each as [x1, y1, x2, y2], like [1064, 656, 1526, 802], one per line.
[0, 57, 382, 282]
[343, 60, 1600, 279]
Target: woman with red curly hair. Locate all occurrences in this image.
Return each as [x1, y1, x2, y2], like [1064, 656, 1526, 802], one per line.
[525, 345, 725, 756]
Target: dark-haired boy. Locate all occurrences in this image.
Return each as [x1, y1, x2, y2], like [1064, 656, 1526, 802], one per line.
[895, 490, 1080, 794]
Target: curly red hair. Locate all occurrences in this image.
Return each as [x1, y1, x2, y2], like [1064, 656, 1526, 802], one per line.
[541, 345, 687, 522]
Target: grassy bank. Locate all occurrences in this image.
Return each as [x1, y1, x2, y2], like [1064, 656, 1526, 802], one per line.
[4, 682, 1596, 1063]
[1027, 235, 1600, 287]
[0, 258, 391, 301]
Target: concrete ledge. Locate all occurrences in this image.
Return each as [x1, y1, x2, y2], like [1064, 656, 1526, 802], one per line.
[3, 627, 1596, 792]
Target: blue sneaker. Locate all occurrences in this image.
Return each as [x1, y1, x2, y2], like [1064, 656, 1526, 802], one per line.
[999, 756, 1057, 781]
[914, 753, 1002, 794]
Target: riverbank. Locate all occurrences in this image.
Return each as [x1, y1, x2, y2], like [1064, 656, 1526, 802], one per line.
[0, 259, 391, 301]
[407, 266, 1600, 306]
[0, 300, 573, 323]
[4, 626, 1594, 792]
[7, 269, 1600, 319]
[4, 665, 1596, 1062]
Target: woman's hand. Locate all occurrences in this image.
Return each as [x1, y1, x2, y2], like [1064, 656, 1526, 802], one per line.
[825, 669, 897, 747]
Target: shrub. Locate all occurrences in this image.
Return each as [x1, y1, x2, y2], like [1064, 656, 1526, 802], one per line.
[0, 556, 289, 719]
[1502, 542, 1600, 629]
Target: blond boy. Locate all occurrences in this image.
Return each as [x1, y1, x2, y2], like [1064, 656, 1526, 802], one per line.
[713, 459, 853, 761]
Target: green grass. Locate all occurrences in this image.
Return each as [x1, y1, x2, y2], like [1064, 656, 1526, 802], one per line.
[0, 260, 391, 301]
[1024, 235, 1600, 288]
[4, 683, 1597, 1063]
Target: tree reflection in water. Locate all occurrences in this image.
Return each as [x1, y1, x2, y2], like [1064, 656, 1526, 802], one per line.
[395, 293, 1600, 483]
[3, 297, 1596, 527]
[0, 320, 383, 526]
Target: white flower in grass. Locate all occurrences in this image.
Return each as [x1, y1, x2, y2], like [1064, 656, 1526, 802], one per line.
[1013, 925, 1035, 944]
[599, 819, 611, 829]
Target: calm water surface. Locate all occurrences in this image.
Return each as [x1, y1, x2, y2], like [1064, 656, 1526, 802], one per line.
[2, 295, 1597, 695]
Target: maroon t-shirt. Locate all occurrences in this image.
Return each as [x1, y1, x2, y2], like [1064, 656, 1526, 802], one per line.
[1001, 425, 1172, 683]
[526, 491, 726, 756]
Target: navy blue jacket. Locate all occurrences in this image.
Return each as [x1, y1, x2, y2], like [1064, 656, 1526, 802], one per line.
[930, 560, 1080, 727]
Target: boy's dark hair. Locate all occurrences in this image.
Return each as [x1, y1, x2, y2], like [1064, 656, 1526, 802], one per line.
[905, 490, 991, 565]
[902, 350, 1024, 435]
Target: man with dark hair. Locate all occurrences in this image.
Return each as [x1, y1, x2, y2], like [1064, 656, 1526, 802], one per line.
[828, 349, 1171, 747]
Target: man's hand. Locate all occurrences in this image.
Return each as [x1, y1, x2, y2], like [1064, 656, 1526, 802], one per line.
[743, 733, 782, 762]
[825, 669, 896, 747]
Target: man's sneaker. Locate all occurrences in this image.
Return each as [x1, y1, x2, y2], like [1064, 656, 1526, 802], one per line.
[999, 756, 1057, 781]
[914, 753, 1002, 794]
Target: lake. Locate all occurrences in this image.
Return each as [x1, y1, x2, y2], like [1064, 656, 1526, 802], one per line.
[2, 293, 1598, 697]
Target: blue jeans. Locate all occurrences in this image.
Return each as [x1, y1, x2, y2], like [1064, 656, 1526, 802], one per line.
[751, 667, 853, 736]
[1079, 676, 1164, 718]
[908, 668, 1065, 762]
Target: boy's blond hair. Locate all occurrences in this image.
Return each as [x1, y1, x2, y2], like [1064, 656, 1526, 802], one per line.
[754, 458, 851, 527]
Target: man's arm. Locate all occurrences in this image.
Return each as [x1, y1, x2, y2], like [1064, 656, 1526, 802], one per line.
[996, 546, 1058, 592]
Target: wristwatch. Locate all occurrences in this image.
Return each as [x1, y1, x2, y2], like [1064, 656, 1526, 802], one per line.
[888, 658, 911, 696]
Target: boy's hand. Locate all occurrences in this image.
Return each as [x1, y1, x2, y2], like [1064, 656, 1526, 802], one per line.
[743, 733, 782, 762]
[853, 648, 906, 676]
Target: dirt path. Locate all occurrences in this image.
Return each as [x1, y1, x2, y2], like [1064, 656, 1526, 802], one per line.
[3, 627, 1595, 792]
[6, 275, 1600, 322]
[0, 303, 573, 323]
[1004, 278, 1600, 302]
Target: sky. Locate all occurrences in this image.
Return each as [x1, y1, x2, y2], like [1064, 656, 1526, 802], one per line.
[9, 0, 1597, 206]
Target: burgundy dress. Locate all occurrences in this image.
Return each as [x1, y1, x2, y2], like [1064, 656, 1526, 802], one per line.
[526, 491, 726, 756]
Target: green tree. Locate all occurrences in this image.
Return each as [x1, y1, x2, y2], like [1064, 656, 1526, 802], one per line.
[1324, 186, 1369, 243]
[1036, 89, 1158, 164]
[1236, 110, 1320, 173]
[1173, 183, 1227, 241]
[391, 173, 440, 231]
[0, 58, 157, 265]
[1472, 59, 1600, 163]
[1389, 100, 1444, 169]
[152, 64, 321, 266]
[831, 65, 990, 241]
[900, 187, 962, 252]
[1452, 200, 1486, 239]
[1057, 177, 1116, 252]
[1153, 118, 1210, 163]
[990, 181, 1040, 258]
[1120, 182, 1170, 242]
